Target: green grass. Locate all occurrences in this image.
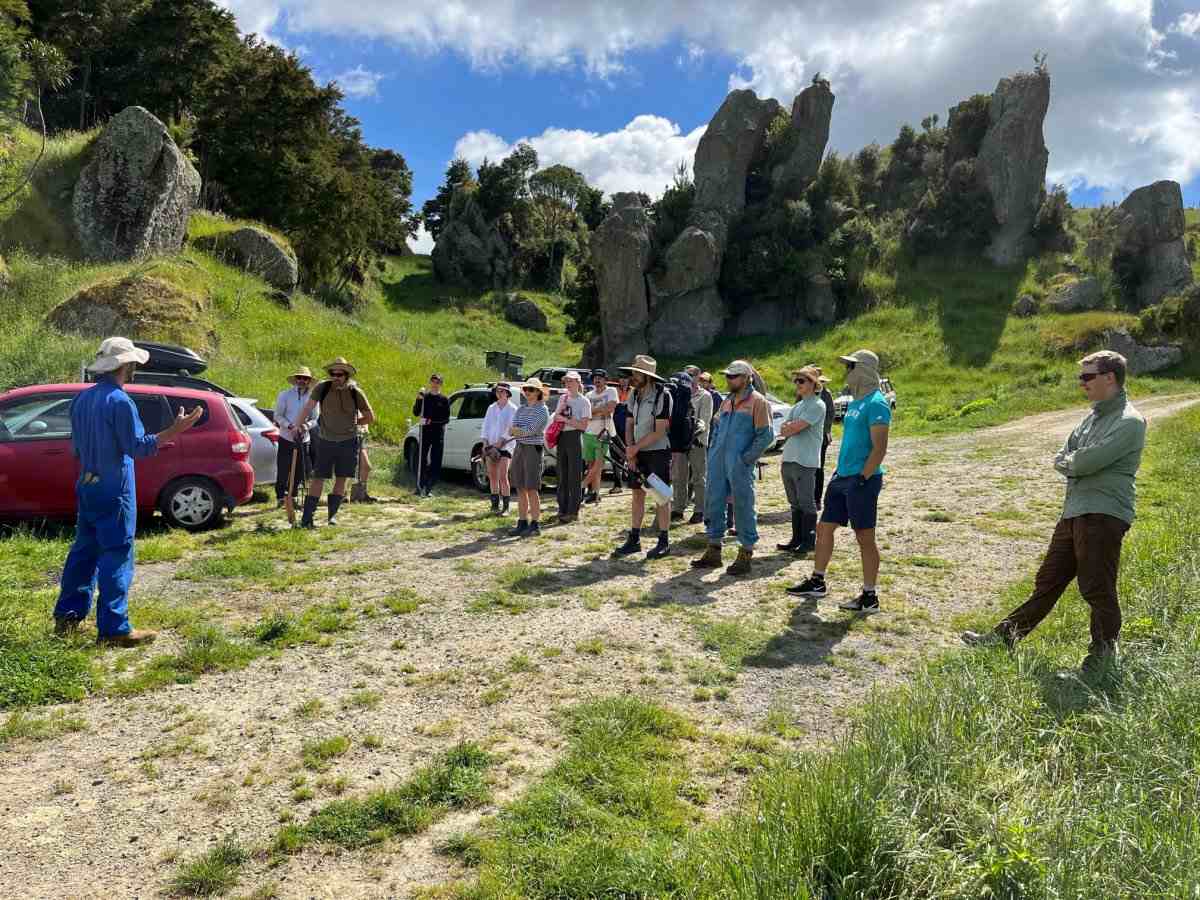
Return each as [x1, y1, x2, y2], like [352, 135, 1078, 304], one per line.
[0, 708, 87, 748]
[171, 835, 249, 897]
[301, 735, 351, 771]
[449, 404, 1200, 898]
[273, 742, 492, 854]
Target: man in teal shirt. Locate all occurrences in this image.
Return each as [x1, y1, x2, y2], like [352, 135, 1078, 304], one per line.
[963, 351, 1146, 673]
[788, 349, 891, 613]
[776, 366, 826, 554]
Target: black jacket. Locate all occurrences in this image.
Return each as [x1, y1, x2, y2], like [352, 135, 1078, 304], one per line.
[414, 392, 450, 429]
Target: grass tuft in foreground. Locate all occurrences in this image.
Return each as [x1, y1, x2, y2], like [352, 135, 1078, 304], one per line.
[170, 835, 249, 897]
[273, 742, 493, 854]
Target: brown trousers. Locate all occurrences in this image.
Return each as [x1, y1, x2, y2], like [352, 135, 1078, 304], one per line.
[1000, 514, 1129, 649]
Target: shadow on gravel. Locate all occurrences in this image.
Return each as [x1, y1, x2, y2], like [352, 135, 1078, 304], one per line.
[627, 552, 800, 610]
[743, 602, 854, 669]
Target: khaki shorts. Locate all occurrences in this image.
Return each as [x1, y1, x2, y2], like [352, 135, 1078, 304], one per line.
[510, 443, 544, 491]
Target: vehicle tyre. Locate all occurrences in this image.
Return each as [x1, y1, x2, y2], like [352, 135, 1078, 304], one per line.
[471, 445, 490, 493]
[161, 477, 222, 530]
[405, 439, 419, 479]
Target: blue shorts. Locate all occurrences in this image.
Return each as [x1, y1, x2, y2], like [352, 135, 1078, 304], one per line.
[820, 474, 882, 530]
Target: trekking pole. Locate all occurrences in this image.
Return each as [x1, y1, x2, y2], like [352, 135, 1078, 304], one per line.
[284, 442, 300, 526]
[414, 391, 425, 495]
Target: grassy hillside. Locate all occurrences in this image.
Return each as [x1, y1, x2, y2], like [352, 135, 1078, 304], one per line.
[0, 130, 582, 444]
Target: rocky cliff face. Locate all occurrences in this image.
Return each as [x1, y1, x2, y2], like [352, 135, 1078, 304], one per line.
[771, 81, 835, 200]
[1116, 180, 1193, 309]
[591, 193, 652, 365]
[976, 71, 1050, 266]
[431, 194, 513, 289]
[72, 106, 201, 261]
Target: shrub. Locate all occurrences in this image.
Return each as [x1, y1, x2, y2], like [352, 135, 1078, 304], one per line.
[1032, 184, 1075, 254]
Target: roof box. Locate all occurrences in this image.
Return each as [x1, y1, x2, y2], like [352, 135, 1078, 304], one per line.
[134, 341, 208, 375]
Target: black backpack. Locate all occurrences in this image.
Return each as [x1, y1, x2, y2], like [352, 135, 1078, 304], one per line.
[668, 379, 696, 451]
[315, 379, 363, 411]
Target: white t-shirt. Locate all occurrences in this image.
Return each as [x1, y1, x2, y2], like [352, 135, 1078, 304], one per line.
[585, 386, 619, 435]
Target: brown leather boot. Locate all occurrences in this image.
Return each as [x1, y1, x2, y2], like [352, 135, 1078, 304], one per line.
[97, 629, 158, 648]
[691, 544, 723, 569]
[726, 546, 754, 576]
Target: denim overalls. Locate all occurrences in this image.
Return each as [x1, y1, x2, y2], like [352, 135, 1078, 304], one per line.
[704, 390, 774, 549]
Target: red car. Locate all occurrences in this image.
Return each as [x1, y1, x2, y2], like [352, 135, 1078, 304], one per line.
[0, 383, 255, 530]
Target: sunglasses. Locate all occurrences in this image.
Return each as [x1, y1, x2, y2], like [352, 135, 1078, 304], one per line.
[845, 361, 856, 370]
[522, 387, 538, 394]
[1078, 372, 1103, 383]
[294, 376, 312, 382]
[330, 371, 349, 378]
[793, 377, 810, 385]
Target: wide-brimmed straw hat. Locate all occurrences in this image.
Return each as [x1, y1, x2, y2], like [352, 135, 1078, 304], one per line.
[324, 356, 357, 377]
[87, 337, 149, 374]
[288, 366, 314, 385]
[520, 377, 547, 400]
[618, 354, 665, 382]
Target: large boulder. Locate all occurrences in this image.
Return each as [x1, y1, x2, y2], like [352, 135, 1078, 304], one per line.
[975, 71, 1050, 266]
[592, 193, 652, 365]
[502, 294, 549, 332]
[1116, 181, 1193, 309]
[691, 90, 783, 223]
[771, 80, 835, 199]
[1103, 328, 1183, 375]
[46, 273, 211, 351]
[72, 106, 201, 261]
[431, 194, 512, 289]
[212, 227, 298, 294]
[735, 299, 801, 337]
[1046, 276, 1103, 312]
[648, 226, 720, 298]
[1013, 294, 1039, 317]
[646, 286, 726, 356]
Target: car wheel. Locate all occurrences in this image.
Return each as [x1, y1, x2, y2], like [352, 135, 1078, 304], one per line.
[471, 446, 490, 493]
[161, 477, 222, 530]
[404, 439, 419, 478]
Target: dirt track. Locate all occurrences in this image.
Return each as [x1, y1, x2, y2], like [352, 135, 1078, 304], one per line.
[2, 394, 1196, 899]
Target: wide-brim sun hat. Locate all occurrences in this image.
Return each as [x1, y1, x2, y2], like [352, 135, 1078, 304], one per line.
[87, 336, 149, 374]
[618, 354, 665, 382]
[324, 356, 357, 377]
[288, 365, 314, 385]
[839, 349, 880, 372]
[520, 377, 547, 400]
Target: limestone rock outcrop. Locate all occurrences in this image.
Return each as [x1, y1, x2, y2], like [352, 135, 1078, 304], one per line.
[73, 106, 201, 261]
[1103, 328, 1183, 375]
[212, 227, 299, 294]
[1116, 180, 1193, 309]
[975, 71, 1050, 266]
[1046, 277, 1103, 312]
[691, 90, 783, 227]
[771, 80, 835, 199]
[502, 294, 549, 332]
[647, 286, 726, 356]
[431, 194, 513, 289]
[591, 193, 652, 365]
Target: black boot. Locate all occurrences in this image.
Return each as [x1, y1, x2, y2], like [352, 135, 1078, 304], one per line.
[300, 495, 319, 529]
[796, 511, 818, 553]
[490, 494, 500, 514]
[777, 509, 802, 551]
[327, 494, 344, 525]
[614, 529, 642, 556]
[509, 519, 529, 537]
[501, 495, 510, 515]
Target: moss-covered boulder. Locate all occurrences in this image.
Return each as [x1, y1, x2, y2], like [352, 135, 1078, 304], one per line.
[209, 226, 299, 294]
[46, 274, 212, 352]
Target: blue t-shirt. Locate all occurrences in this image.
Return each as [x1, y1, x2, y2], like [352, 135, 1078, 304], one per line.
[781, 396, 826, 467]
[836, 390, 891, 477]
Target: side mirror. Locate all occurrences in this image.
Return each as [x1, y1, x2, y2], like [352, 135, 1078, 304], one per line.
[26, 420, 49, 435]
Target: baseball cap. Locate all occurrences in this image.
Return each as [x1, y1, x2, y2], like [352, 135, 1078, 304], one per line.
[721, 360, 754, 377]
[838, 349, 880, 371]
[593, 368, 608, 379]
[429, 373, 443, 382]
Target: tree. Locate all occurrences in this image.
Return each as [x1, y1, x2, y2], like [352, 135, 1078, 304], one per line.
[576, 184, 608, 231]
[528, 163, 586, 291]
[421, 157, 473, 242]
[0, 35, 70, 207]
[368, 148, 415, 254]
[0, 1, 30, 132]
[476, 142, 537, 223]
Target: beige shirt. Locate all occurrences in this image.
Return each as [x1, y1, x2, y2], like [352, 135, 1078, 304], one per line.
[316, 379, 373, 442]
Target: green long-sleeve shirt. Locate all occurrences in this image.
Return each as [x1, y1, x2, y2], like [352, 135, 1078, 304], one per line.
[1053, 391, 1146, 524]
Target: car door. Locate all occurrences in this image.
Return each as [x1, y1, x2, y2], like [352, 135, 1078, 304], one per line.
[0, 391, 79, 516]
[440, 393, 474, 470]
[128, 391, 173, 510]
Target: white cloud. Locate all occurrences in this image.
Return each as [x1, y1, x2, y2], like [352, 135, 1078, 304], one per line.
[409, 222, 435, 254]
[453, 115, 704, 199]
[332, 65, 385, 98]
[215, 0, 284, 41]
[217, 0, 1200, 196]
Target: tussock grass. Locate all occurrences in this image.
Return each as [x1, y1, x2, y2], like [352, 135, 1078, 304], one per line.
[274, 742, 492, 853]
[170, 835, 248, 897]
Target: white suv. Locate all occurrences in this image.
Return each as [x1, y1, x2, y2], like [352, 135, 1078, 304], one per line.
[832, 377, 898, 421]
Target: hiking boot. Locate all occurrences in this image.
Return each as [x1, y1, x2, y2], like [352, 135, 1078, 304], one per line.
[726, 546, 754, 576]
[54, 616, 80, 636]
[691, 544, 723, 569]
[614, 533, 642, 557]
[646, 536, 670, 560]
[786, 575, 827, 598]
[527, 522, 542, 538]
[961, 629, 1014, 651]
[688, 510, 704, 525]
[509, 520, 530, 537]
[500, 495, 511, 515]
[97, 629, 157, 648]
[608, 484, 623, 495]
[839, 591, 881, 614]
[1080, 642, 1118, 676]
[584, 491, 600, 505]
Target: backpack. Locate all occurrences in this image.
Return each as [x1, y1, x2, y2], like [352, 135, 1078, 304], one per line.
[707, 387, 722, 430]
[668, 379, 696, 451]
[315, 380, 362, 411]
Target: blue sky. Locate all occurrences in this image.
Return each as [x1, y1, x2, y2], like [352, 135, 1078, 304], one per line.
[221, 1, 1200, 250]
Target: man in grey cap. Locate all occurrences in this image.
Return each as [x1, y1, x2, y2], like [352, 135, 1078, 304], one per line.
[787, 349, 891, 612]
[963, 351, 1146, 674]
[54, 337, 202, 646]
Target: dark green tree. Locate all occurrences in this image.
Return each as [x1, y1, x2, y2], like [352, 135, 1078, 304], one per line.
[421, 157, 473, 242]
[368, 147, 415, 254]
[529, 163, 587, 290]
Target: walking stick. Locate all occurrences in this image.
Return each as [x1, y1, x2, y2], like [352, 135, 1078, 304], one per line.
[284, 442, 300, 526]
[414, 391, 425, 495]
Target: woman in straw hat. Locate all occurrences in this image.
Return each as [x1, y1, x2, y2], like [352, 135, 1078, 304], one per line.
[613, 355, 674, 560]
[273, 365, 318, 508]
[295, 356, 375, 527]
[507, 378, 550, 537]
[481, 382, 518, 515]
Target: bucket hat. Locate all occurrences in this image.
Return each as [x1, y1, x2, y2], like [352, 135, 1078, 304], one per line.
[324, 356, 357, 377]
[87, 337, 149, 374]
[288, 365, 314, 385]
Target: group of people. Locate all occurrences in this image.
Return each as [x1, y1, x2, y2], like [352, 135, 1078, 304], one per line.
[54, 334, 1148, 676]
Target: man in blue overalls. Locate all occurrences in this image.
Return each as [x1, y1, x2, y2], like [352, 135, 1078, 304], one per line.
[53, 337, 202, 646]
[692, 359, 775, 576]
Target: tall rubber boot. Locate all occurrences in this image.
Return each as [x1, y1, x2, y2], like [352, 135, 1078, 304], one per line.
[327, 493, 344, 525]
[300, 495, 319, 529]
[796, 511, 818, 553]
[490, 494, 500, 514]
[777, 509, 803, 551]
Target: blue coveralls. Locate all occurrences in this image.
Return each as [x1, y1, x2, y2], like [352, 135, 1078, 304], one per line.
[705, 389, 775, 549]
[54, 378, 158, 636]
